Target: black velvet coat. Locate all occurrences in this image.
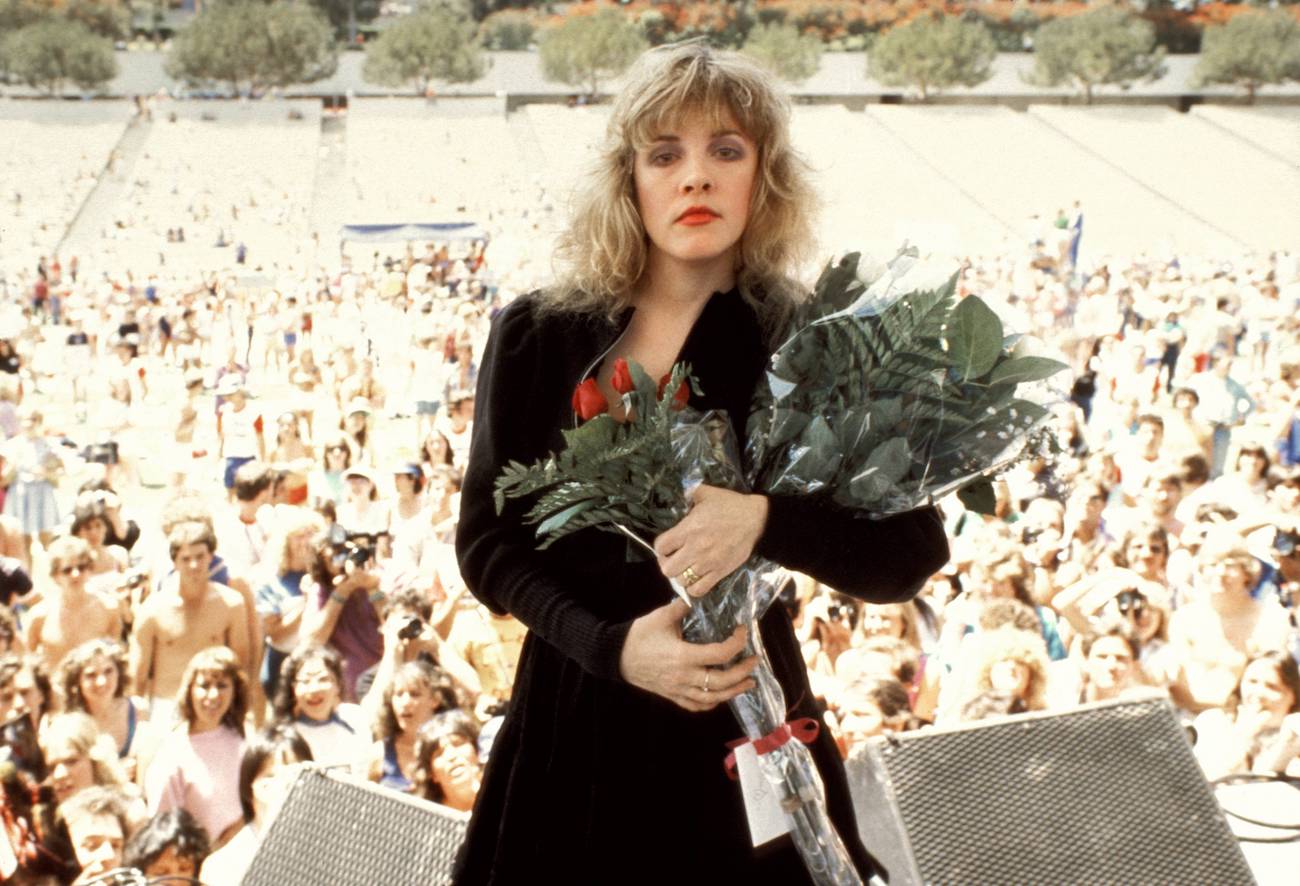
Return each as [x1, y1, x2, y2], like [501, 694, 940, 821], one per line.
[454, 289, 949, 886]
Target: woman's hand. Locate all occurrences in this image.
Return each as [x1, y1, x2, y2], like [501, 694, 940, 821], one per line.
[619, 599, 758, 712]
[653, 485, 768, 598]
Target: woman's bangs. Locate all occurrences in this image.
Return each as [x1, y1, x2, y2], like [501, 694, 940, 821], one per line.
[621, 61, 770, 153]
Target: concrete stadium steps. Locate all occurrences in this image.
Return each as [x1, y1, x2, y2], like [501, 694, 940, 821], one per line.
[794, 106, 1007, 258]
[519, 104, 608, 195]
[1029, 106, 1300, 253]
[84, 99, 322, 274]
[0, 101, 131, 275]
[346, 99, 526, 223]
[1189, 106, 1300, 169]
[862, 105, 1229, 261]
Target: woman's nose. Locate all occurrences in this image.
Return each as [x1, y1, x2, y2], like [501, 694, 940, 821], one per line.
[681, 158, 711, 193]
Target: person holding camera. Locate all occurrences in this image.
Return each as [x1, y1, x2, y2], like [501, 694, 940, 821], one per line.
[299, 530, 383, 701]
[357, 587, 479, 709]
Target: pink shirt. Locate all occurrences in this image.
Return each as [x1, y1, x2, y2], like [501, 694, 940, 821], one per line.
[145, 725, 245, 843]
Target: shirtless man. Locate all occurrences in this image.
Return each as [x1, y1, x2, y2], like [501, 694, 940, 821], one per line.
[1168, 531, 1292, 713]
[24, 537, 122, 671]
[129, 522, 250, 723]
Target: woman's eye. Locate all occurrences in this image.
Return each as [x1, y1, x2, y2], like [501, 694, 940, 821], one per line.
[715, 145, 743, 160]
[650, 152, 676, 166]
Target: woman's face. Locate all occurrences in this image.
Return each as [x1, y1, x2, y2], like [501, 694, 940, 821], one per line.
[425, 435, 449, 462]
[345, 412, 367, 432]
[988, 658, 1032, 699]
[325, 446, 349, 469]
[77, 517, 108, 547]
[1085, 636, 1136, 693]
[394, 474, 416, 496]
[1239, 660, 1296, 717]
[391, 678, 438, 736]
[143, 846, 197, 879]
[346, 476, 373, 500]
[836, 695, 887, 750]
[1237, 451, 1267, 481]
[287, 528, 316, 569]
[251, 749, 304, 825]
[45, 739, 95, 803]
[430, 733, 479, 796]
[293, 660, 340, 721]
[1199, 558, 1251, 598]
[189, 670, 234, 732]
[79, 655, 119, 709]
[859, 605, 904, 641]
[1126, 536, 1167, 575]
[633, 108, 758, 275]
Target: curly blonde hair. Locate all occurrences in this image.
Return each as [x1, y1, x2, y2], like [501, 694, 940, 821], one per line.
[546, 41, 817, 343]
[965, 627, 1050, 713]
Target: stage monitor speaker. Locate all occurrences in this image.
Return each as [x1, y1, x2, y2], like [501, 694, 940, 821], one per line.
[243, 768, 468, 886]
[846, 696, 1255, 886]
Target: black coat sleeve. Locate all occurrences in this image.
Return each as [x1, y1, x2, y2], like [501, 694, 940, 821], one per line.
[755, 494, 949, 602]
[455, 300, 632, 681]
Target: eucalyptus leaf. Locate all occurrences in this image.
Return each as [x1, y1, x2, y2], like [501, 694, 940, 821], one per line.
[986, 356, 1069, 386]
[864, 436, 911, 484]
[957, 479, 997, 515]
[945, 296, 1003, 381]
[536, 499, 597, 536]
[627, 360, 659, 404]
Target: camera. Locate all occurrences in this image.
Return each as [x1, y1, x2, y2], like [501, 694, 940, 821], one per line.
[327, 524, 374, 570]
[1115, 589, 1148, 617]
[397, 616, 424, 641]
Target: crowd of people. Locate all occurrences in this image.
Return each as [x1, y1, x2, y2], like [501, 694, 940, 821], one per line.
[0, 123, 1296, 881]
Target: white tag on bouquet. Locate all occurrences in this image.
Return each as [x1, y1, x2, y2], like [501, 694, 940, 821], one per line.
[735, 741, 791, 847]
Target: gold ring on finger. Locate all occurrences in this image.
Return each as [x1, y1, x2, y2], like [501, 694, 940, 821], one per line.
[681, 565, 701, 587]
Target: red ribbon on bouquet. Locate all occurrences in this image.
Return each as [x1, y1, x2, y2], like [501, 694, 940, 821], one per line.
[723, 717, 820, 781]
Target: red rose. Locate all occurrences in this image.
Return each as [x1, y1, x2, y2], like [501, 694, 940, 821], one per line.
[571, 378, 608, 421]
[611, 358, 634, 395]
[658, 373, 689, 411]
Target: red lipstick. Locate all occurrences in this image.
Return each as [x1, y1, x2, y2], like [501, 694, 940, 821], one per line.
[676, 206, 719, 226]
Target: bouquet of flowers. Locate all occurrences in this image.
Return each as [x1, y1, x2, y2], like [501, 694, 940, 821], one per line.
[495, 246, 1066, 885]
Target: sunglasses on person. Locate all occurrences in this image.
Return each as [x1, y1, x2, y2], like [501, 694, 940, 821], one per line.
[58, 561, 93, 576]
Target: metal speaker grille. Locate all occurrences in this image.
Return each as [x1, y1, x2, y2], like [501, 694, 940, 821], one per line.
[243, 769, 468, 886]
[856, 697, 1254, 886]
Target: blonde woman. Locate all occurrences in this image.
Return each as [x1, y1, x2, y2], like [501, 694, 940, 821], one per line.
[453, 43, 948, 883]
[39, 711, 130, 807]
[56, 639, 153, 780]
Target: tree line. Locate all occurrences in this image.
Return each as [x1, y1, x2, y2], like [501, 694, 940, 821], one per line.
[1, 2, 1297, 104]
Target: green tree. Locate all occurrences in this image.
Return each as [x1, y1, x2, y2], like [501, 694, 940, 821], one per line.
[539, 8, 646, 98]
[1027, 6, 1166, 105]
[1, 18, 116, 94]
[480, 8, 535, 50]
[868, 14, 996, 101]
[0, 0, 51, 33]
[166, 1, 337, 97]
[307, 0, 381, 43]
[62, 0, 129, 40]
[1194, 9, 1300, 105]
[363, 6, 487, 93]
[742, 22, 823, 85]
